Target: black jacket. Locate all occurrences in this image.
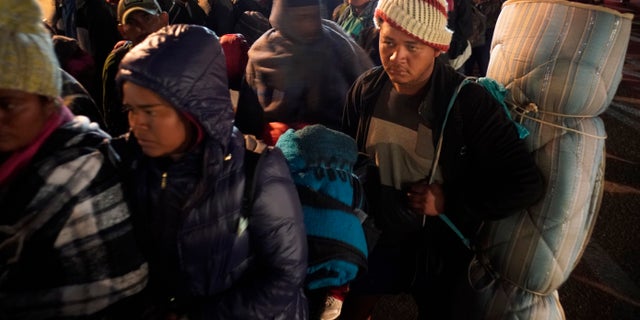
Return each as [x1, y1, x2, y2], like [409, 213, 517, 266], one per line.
[342, 60, 544, 242]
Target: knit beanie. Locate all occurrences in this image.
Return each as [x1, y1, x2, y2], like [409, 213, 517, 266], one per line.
[0, 0, 62, 98]
[374, 0, 452, 51]
[276, 125, 368, 289]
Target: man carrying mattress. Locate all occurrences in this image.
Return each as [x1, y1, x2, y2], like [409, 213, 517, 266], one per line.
[339, 0, 545, 318]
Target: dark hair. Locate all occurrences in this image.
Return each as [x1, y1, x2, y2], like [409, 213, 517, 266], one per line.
[375, 15, 384, 27]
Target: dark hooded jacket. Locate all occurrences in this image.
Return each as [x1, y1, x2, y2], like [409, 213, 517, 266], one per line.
[114, 24, 308, 319]
[235, 0, 373, 137]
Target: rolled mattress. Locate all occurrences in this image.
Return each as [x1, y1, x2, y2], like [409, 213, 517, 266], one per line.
[479, 0, 632, 296]
[488, 0, 633, 116]
[475, 116, 606, 294]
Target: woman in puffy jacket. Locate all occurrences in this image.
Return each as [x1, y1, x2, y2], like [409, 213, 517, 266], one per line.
[113, 24, 309, 319]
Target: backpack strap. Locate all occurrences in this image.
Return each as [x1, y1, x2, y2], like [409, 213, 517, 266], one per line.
[476, 77, 529, 139]
[428, 76, 529, 250]
[241, 146, 268, 217]
[428, 77, 474, 186]
[226, 143, 268, 274]
[426, 77, 476, 249]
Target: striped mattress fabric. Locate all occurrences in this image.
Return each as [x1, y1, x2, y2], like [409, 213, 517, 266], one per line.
[475, 117, 606, 291]
[488, 0, 633, 117]
[469, 0, 633, 318]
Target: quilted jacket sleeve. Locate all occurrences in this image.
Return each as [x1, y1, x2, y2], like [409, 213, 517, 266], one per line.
[212, 148, 309, 320]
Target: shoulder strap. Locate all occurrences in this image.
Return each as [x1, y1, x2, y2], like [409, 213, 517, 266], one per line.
[426, 77, 475, 249]
[242, 147, 265, 217]
[429, 77, 474, 185]
[476, 77, 529, 139]
[428, 76, 528, 249]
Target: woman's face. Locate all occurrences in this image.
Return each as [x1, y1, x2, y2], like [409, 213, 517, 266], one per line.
[0, 89, 54, 152]
[122, 82, 189, 159]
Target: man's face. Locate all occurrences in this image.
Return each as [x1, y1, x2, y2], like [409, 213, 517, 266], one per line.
[379, 22, 441, 95]
[119, 10, 167, 45]
[0, 89, 54, 152]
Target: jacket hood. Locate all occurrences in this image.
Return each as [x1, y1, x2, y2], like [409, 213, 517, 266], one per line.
[269, 0, 322, 43]
[116, 24, 234, 150]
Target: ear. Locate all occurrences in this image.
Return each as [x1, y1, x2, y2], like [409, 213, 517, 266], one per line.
[434, 50, 442, 58]
[117, 23, 126, 38]
[159, 12, 170, 26]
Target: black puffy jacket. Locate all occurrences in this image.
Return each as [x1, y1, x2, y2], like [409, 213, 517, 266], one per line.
[115, 24, 308, 319]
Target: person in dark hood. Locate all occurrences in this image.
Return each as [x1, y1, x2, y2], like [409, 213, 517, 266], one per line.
[114, 24, 309, 319]
[235, 0, 373, 141]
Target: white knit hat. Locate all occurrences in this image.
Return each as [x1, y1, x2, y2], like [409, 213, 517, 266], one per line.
[375, 0, 453, 51]
[0, 0, 61, 98]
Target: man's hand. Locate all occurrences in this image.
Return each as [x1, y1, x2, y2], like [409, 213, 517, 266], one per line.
[407, 181, 445, 216]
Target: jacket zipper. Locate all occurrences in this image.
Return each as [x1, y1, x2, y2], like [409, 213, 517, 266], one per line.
[161, 172, 168, 189]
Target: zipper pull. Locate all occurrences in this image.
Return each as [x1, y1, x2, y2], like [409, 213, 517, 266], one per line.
[161, 172, 168, 189]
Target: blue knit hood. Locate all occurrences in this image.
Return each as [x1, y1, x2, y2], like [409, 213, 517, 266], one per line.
[276, 125, 368, 289]
[116, 24, 234, 151]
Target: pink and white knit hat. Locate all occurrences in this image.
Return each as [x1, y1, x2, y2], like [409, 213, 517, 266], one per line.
[375, 0, 453, 51]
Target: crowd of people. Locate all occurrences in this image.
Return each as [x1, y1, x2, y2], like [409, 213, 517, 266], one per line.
[1, 0, 544, 319]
